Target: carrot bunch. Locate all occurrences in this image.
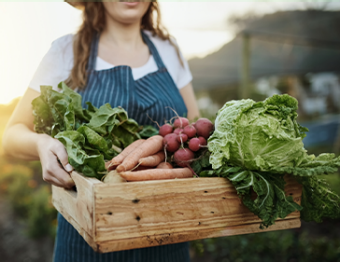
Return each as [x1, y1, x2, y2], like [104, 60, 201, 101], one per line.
[105, 135, 193, 182]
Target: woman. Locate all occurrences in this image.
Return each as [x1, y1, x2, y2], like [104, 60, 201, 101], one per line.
[3, 1, 199, 261]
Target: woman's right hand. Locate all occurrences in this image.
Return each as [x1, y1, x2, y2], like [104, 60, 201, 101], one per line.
[37, 134, 75, 189]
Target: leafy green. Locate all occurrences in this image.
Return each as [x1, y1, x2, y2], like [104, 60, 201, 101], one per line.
[32, 82, 148, 179]
[208, 95, 308, 171]
[299, 176, 340, 222]
[206, 94, 340, 227]
[200, 166, 302, 228]
[138, 125, 159, 139]
[191, 150, 211, 174]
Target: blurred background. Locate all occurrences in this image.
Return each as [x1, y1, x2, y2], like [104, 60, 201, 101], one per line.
[1, 1, 340, 261]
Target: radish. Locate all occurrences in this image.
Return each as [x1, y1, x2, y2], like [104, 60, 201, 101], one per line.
[163, 133, 180, 152]
[173, 148, 194, 167]
[183, 125, 196, 138]
[198, 136, 207, 146]
[177, 133, 188, 143]
[159, 124, 173, 137]
[195, 118, 214, 139]
[188, 138, 201, 152]
[188, 137, 208, 152]
[173, 128, 184, 135]
[173, 117, 189, 128]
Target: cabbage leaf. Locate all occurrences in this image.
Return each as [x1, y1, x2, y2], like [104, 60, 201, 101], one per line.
[206, 94, 340, 226]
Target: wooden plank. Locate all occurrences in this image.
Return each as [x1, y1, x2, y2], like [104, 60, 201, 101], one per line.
[52, 172, 100, 237]
[52, 171, 302, 253]
[96, 218, 301, 253]
[93, 176, 302, 243]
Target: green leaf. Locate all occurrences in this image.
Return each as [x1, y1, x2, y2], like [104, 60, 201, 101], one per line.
[271, 154, 340, 177]
[112, 125, 140, 148]
[222, 167, 301, 228]
[206, 94, 340, 225]
[77, 126, 108, 152]
[31, 95, 54, 135]
[299, 175, 340, 222]
[139, 125, 159, 138]
[58, 82, 89, 121]
[86, 104, 124, 135]
[208, 95, 308, 171]
[54, 131, 106, 179]
[32, 81, 144, 179]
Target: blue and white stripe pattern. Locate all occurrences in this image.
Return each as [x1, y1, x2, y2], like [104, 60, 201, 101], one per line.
[53, 31, 190, 262]
[78, 31, 188, 127]
[54, 214, 190, 262]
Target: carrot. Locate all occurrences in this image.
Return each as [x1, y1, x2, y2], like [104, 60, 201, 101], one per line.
[107, 139, 145, 170]
[119, 167, 193, 181]
[133, 165, 151, 171]
[139, 151, 165, 167]
[116, 135, 164, 172]
[156, 162, 173, 169]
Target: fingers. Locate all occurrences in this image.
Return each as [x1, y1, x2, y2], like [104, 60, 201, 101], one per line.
[41, 150, 75, 189]
[53, 139, 74, 172]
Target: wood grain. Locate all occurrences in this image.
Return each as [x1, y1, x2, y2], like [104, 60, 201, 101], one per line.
[52, 171, 302, 253]
[52, 172, 100, 238]
[97, 218, 301, 253]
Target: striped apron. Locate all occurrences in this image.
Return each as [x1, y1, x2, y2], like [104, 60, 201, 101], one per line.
[53, 31, 190, 262]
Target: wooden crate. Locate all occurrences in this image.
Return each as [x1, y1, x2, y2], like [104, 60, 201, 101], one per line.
[52, 172, 302, 253]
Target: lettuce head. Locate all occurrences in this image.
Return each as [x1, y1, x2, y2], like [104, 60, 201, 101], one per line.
[208, 94, 309, 170]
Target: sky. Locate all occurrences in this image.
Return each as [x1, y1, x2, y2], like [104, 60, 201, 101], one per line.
[1, 1, 340, 105]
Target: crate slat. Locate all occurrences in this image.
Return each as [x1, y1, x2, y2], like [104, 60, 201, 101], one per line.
[52, 172, 302, 253]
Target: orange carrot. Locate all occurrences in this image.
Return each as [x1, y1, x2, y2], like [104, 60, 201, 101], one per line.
[119, 167, 193, 181]
[156, 162, 173, 169]
[133, 165, 151, 171]
[116, 135, 164, 172]
[139, 151, 165, 167]
[107, 139, 145, 170]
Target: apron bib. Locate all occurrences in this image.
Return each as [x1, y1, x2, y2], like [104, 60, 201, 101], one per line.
[53, 31, 190, 262]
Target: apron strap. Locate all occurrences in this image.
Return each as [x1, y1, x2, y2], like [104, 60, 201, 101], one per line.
[87, 32, 100, 72]
[141, 31, 166, 70]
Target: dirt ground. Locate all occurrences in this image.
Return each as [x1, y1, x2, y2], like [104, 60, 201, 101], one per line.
[0, 199, 54, 262]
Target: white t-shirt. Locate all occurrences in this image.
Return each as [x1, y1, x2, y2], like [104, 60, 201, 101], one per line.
[29, 31, 192, 92]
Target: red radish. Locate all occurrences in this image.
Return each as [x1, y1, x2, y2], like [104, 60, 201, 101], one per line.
[159, 124, 173, 137]
[173, 148, 194, 167]
[177, 133, 188, 143]
[195, 118, 214, 139]
[183, 125, 196, 138]
[173, 117, 189, 128]
[173, 128, 184, 135]
[163, 133, 180, 152]
[198, 136, 207, 146]
[188, 138, 201, 152]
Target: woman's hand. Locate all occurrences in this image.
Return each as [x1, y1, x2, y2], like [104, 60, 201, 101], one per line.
[37, 134, 75, 189]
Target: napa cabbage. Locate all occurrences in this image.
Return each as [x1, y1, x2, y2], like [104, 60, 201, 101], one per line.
[204, 94, 340, 227]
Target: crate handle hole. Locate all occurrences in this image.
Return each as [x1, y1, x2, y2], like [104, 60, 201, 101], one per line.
[65, 185, 78, 199]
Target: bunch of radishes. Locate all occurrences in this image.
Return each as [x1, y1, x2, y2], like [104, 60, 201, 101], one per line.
[159, 117, 214, 170]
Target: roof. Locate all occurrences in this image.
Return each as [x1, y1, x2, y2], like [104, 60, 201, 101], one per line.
[189, 10, 340, 91]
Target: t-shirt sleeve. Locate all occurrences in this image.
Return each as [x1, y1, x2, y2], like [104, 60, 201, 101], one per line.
[28, 36, 72, 93]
